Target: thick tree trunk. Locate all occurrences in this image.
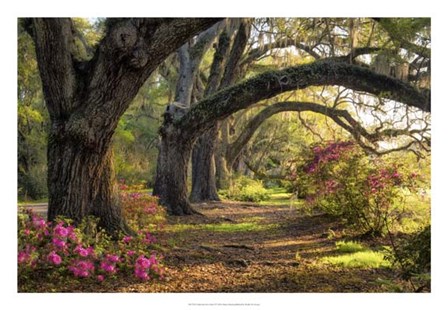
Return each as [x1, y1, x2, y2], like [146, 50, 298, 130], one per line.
[190, 124, 220, 202]
[153, 126, 196, 215]
[46, 127, 130, 235]
[28, 18, 221, 230]
[189, 21, 250, 197]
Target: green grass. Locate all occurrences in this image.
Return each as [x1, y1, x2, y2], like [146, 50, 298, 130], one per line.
[320, 241, 390, 269]
[166, 223, 197, 232]
[335, 241, 366, 253]
[258, 187, 304, 207]
[167, 222, 279, 233]
[202, 222, 278, 232]
[17, 198, 48, 205]
[321, 251, 391, 268]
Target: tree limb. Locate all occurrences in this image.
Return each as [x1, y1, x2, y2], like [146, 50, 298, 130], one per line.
[31, 18, 78, 119]
[220, 19, 251, 88]
[179, 60, 430, 139]
[242, 37, 321, 66]
[374, 18, 431, 59]
[226, 101, 426, 167]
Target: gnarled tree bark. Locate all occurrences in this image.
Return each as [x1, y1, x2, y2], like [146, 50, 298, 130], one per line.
[28, 18, 221, 233]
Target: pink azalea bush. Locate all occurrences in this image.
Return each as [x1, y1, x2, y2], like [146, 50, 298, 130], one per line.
[18, 193, 167, 288]
[120, 192, 166, 231]
[293, 141, 420, 236]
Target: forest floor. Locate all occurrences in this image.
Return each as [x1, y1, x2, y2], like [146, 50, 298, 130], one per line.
[31, 199, 411, 293]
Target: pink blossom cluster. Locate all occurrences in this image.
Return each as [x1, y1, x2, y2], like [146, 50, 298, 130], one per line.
[18, 208, 166, 284]
[68, 260, 95, 278]
[134, 254, 159, 281]
[367, 167, 402, 194]
[304, 141, 354, 174]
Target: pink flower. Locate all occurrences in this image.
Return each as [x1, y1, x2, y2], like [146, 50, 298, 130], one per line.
[97, 275, 105, 282]
[149, 254, 157, 265]
[134, 268, 149, 280]
[79, 249, 89, 257]
[67, 227, 78, 242]
[23, 229, 31, 235]
[74, 245, 90, 257]
[77, 260, 94, 271]
[106, 254, 120, 263]
[32, 218, 46, 229]
[122, 236, 133, 243]
[100, 261, 116, 274]
[47, 251, 62, 265]
[143, 232, 157, 244]
[68, 260, 95, 278]
[18, 251, 29, 264]
[86, 246, 95, 256]
[54, 224, 69, 237]
[136, 255, 152, 268]
[127, 250, 136, 257]
[52, 238, 66, 248]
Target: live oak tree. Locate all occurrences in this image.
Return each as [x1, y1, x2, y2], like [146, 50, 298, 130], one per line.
[24, 18, 220, 233]
[153, 57, 430, 215]
[23, 18, 430, 224]
[153, 18, 430, 215]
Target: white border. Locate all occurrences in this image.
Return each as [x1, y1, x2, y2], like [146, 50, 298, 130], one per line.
[2, 1, 446, 309]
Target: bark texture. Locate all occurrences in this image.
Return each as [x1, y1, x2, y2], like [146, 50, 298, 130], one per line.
[153, 126, 196, 215]
[29, 18, 221, 231]
[192, 20, 251, 195]
[190, 123, 220, 202]
[189, 27, 232, 201]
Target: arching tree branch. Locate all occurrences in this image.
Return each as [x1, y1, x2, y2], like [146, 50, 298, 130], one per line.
[226, 101, 427, 167]
[242, 37, 321, 65]
[178, 60, 430, 139]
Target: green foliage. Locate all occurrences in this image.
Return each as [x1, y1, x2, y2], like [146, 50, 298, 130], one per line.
[293, 141, 422, 236]
[19, 165, 48, 200]
[113, 77, 169, 186]
[386, 225, 431, 280]
[18, 22, 49, 200]
[221, 175, 270, 202]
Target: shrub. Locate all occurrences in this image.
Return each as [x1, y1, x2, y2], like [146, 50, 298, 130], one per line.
[221, 175, 270, 202]
[117, 178, 149, 192]
[120, 192, 166, 231]
[387, 225, 431, 280]
[18, 194, 167, 290]
[292, 141, 419, 236]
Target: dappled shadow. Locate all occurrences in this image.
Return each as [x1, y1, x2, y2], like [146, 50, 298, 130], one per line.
[23, 201, 402, 293]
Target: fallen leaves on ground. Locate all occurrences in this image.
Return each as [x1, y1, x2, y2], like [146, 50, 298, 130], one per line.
[20, 201, 413, 293]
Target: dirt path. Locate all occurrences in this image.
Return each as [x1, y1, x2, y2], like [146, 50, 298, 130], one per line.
[21, 200, 400, 292]
[114, 201, 396, 293]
